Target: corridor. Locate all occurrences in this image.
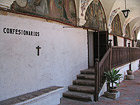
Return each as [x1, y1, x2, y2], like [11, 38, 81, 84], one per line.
[60, 70, 140, 105]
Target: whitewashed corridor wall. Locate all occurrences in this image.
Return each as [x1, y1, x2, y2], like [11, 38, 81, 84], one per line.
[0, 12, 88, 101]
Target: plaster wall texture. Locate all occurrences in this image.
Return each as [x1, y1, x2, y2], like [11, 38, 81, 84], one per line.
[116, 60, 139, 82]
[126, 39, 132, 47]
[117, 37, 124, 46]
[109, 35, 114, 46]
[109, 35, 124, 47]
[134, 41, 137, 47]
[109, 35, 135, 47]
[0, 13, 88, 101]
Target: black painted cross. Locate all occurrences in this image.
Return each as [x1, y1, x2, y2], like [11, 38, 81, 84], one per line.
[36, 46, 41, 56]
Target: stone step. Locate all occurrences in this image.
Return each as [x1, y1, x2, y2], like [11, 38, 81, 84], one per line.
[80, 69, 95, 74]
[63, 91, 94, 102]
[60, 97, 92, 105]
[68, 85, 95, 94]
[77, 74, 95, 80]
[73, 79, 95, 86]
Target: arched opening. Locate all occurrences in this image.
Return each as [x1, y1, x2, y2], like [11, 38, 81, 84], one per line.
[84, 0, 107, 31]
[85, 0, 108, 68]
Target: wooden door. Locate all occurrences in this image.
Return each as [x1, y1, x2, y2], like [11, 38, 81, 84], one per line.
[113, 36, 118, 46]
[94, 31, 108, 61]
[124, 38, 127, 47]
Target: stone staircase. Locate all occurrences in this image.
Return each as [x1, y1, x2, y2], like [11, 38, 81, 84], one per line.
[62, 69, 95, 102]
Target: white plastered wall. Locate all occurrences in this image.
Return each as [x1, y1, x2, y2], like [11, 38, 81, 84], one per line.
[109, 35, 114, 46]
[0, 12, 88, 101]
[126, 39, 132, 47]
[117, 37, 124, 47]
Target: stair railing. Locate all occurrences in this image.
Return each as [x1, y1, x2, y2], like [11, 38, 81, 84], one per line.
[111, 46, 140, 68]
[94, 44, 112, 101]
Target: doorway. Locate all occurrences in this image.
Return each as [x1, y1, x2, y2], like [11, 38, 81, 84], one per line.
[94, 31, 108, 61]
[88, 31, 108, 68]
[124, 38, 127, 47]
[113, 36, 118, 46]
[132, 40, 134, 47]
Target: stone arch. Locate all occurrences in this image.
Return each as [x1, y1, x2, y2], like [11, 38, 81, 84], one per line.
[83, 0, 107, 31]
[80, 0, 93, 17]
[107, 0, 126, 33]
[108, 8, 121, 33]
[130, 18, 140, 39]
[125, 23, 131, 39]
[123, 16, 140, 37]
[110, 14, 122, 36]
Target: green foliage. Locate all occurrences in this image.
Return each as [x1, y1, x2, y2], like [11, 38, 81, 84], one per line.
[104, 68, 122, 89]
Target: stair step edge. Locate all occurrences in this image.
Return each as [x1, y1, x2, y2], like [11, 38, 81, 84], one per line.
[77, 75, 95, 80]
[68, 85, 95, 94]
[63, 91, 94, 102]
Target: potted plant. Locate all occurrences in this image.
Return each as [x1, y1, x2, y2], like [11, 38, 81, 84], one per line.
[104, 68, 122, 93]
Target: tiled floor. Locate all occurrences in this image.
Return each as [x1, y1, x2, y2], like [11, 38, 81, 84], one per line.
[60, 70, 140, 105]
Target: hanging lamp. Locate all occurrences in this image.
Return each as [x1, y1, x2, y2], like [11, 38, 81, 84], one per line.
[122, 0, 130, 18]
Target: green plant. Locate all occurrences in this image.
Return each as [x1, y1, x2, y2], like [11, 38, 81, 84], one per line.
[104, 68, 122, 89]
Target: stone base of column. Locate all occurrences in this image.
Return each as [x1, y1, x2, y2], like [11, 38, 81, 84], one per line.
[126, 75, 134, 80]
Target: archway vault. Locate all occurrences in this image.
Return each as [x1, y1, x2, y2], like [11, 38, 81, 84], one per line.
[107, 0, 140, 40]
[83, 0, 107, 31]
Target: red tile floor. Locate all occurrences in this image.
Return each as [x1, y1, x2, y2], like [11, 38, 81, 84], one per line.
[60, 70, 140, 105]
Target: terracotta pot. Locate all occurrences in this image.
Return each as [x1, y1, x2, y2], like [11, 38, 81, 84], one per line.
[109, 87, 117, 93]
[127, 70, 132, 75]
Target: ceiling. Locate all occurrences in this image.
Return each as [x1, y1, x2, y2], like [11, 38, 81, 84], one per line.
[101, 0, 140, 39]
